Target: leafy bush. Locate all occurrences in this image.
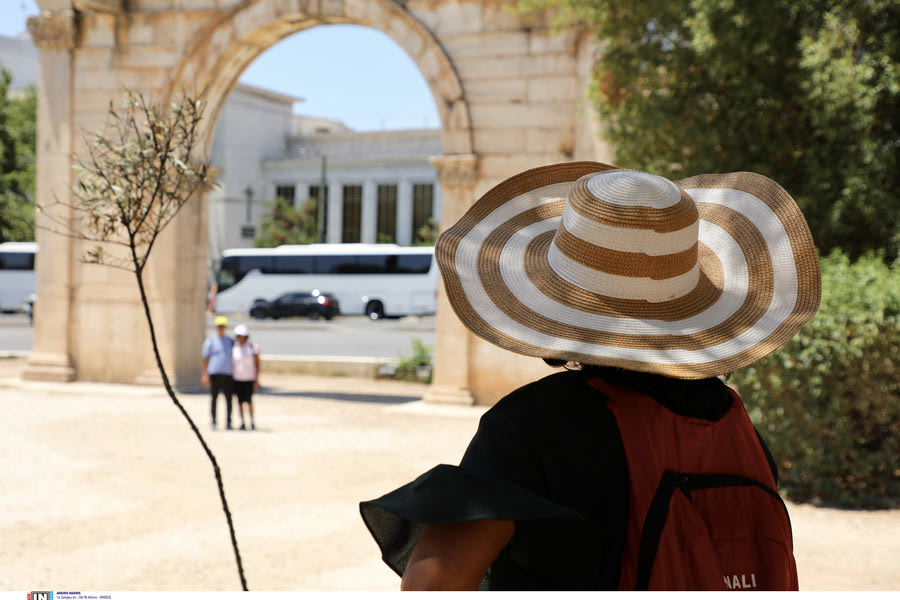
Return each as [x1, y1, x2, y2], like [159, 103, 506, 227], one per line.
[731, 251, 900, 508]
[377, 338, 433, 383]
[0, 68, 37, 242]
[255, 196, 319, 247]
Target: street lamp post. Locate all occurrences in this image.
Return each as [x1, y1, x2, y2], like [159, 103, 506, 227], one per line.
[240, 185, 257, 240]
[244, 185, 253, 224]
[317, 155, 327, 243]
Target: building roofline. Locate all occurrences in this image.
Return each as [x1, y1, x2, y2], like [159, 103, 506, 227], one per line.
[287, 127, 440, 142]
[234, 82, 305, 105]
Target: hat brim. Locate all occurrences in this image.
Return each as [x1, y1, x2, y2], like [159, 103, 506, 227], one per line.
[436, 162, 821, 379]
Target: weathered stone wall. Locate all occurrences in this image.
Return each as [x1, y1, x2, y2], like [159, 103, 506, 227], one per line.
[27, 0, 613, 404]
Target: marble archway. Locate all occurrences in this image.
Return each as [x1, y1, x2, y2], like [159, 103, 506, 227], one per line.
[26, 0, 609, 404]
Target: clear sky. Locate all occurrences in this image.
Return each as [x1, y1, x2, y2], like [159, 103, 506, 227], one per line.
[0, 0, 440, 131]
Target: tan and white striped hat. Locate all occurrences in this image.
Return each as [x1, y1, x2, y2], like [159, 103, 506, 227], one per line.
[435, 162, 821, 379]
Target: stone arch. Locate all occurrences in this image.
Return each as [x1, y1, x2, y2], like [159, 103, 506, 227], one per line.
[167, 0, 473, 157]
[25, 0, 610, 405]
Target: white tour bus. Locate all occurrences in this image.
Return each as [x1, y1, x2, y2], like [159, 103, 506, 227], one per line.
[0, 241, 37, 313]
[213, 244, 438, 319]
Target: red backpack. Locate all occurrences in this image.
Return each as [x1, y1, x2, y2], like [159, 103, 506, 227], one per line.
[588, 377, 799, 591]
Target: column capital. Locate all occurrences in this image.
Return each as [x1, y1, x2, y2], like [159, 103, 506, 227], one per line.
[429, 154, 479, 190]
[28, 10, 79, 50]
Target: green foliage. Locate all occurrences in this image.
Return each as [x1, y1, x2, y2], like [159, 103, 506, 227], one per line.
[730, 251, 900, 508]
[399, 338, 433, 368]
[378, 338, 434, 383]
[255, 196, 319, 247]
[413, 217, 439, 246]
[56, 90, 214, 272]
[0, 67, 37, 242]
[513, 0, 900, 259]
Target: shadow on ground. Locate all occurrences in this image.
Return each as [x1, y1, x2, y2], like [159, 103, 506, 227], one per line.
[260, 388, 421, 405]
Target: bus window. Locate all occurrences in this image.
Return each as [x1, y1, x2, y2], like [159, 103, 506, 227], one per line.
[217, 255, 274, 291]
[274, 255, 314, 274]
[217, 257, 239, 291]
[315, 255, 358, 274]
[356, 254, 388, 274]
[241, 256, 275, 274]
[0, 252, 35, 270]
[394, 253, 432, 274]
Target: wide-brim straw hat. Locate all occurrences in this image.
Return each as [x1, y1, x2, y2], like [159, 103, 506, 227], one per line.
[435, 162, 821, 379]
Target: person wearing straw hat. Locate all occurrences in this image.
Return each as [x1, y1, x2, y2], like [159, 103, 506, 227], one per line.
[360, 162, 821, 590]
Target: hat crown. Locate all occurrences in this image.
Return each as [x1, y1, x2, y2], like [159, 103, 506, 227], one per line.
[548, 170, 701, 303]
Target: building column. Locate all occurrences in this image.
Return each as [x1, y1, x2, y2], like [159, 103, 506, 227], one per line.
[23, 9, 78, 382]
[397, 179, 413, 246]
[326, 179, 342, 244]
[422, 154, 479, 405]
[361, 179, 377, 244]
[432, 180, 443, 230]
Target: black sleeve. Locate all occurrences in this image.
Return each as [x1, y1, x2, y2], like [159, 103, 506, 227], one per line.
[359, 371, 629, 590]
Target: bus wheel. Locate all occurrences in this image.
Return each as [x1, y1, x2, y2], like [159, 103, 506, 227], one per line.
[366, 301, 385, 321]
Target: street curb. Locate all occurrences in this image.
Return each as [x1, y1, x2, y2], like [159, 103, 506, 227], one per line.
[261, 354, 395, 378]
[1, 352, 399, 380]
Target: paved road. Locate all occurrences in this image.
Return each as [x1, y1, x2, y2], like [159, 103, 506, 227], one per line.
[0, 312, 436, 359]
[218, 314, 436, 358]
[0, 312, 31, 352]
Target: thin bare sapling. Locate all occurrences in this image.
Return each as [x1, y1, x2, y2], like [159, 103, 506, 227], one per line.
[40, 90, 247, 590]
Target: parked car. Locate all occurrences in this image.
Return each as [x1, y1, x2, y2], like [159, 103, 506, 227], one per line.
[249, 290, 340, 320]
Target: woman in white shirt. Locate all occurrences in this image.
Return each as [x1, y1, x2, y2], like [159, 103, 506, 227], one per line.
[232, 324, 260, 430]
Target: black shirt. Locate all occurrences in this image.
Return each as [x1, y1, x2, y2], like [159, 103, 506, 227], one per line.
[360, 367, 771, 590]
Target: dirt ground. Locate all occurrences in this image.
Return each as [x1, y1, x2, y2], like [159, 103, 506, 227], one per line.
[1, 360, 897, 592]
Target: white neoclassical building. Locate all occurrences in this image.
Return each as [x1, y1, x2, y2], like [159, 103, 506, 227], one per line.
[208, 84, 442, 264]
[1, 35, 443, 267]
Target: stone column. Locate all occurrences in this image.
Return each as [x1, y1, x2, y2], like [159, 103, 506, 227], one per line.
[23, 9, 79, 382]
[397, 179, 413, 246]
[422, 154, 479, 405]
[326, 180, 342, 244]
[361, 179, 377, 244]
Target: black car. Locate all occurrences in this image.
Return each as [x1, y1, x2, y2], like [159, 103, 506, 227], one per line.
[249, 291, 340, 320]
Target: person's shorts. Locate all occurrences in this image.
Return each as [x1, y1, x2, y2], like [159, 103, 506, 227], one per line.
[209, 374, 233, 398]
[234, 379, 254, 404]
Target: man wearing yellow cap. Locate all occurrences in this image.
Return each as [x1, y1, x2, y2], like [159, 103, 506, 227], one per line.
[201, 315, 235, 430]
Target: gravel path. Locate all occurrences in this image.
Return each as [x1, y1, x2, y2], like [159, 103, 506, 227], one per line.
[1, 363, 896, 591]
